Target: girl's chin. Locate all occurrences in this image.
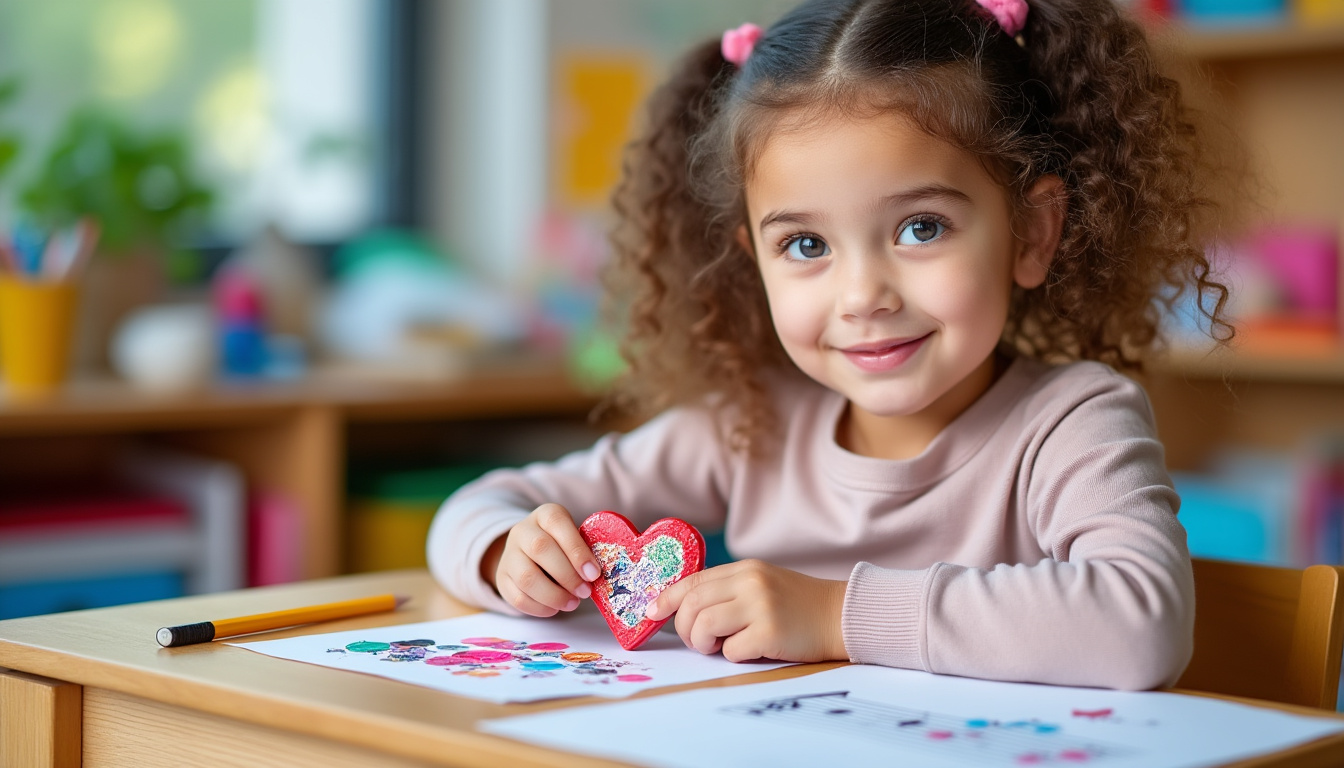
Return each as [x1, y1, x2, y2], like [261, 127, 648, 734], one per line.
[843, 395, 931, 421]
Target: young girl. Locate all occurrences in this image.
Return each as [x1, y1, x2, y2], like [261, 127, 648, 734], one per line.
[428, 0, 1232, 690]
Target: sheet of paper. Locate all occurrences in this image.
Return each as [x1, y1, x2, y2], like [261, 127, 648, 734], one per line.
[480, 664, 1344, 768]
[231, 609, 793, 703]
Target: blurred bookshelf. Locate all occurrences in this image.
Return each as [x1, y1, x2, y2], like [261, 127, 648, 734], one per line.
[1170, 20, 1344, 60]
[1157, 344, 1344, 383]
[0, 361, 599, 585]
[1119, 14, 1344, 570]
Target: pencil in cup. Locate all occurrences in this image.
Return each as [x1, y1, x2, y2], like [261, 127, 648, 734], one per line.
[156, 593, 410, 647]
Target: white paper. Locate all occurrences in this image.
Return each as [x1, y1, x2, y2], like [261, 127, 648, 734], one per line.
[480, 665, 1344, 768]
[231, 610, 793, 703]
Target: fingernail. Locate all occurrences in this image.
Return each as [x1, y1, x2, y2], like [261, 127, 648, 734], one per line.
[573, 583, 591, 599]
[582, 563, 600, 581]
[564, 597, 579, 611]
[645, 600, 659, 619]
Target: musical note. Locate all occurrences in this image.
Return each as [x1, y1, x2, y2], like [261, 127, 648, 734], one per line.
[720, 692, 1133, 766]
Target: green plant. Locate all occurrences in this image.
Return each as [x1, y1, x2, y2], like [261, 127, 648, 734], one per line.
[0, 76, 20, 185]
[18, 109, 212, 257]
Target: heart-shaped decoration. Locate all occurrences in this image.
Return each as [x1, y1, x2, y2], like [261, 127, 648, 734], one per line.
[579, 510, 705, 650]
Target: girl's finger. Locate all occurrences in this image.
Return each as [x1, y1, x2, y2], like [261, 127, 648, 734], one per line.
[648, 562, 738, 620]
[515, 522, 591, 600]
[688, 603, 748, 656]
[506, 556, 582, 613]
[720, 626, 770, 663]
[534, 504, 603, 592]
[671, 576, 738, 648]
[497, 572, 561, 617]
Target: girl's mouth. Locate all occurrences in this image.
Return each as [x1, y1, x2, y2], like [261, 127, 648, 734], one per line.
[840, 334, 930, 373]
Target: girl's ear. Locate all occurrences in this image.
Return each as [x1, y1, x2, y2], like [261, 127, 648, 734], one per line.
[1013, 175, 1066, 290]
[736, 224, 756, 259]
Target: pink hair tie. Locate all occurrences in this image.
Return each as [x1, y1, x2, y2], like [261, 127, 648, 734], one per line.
[721, 23, 763, 68]
[976, 0, 1028, 38]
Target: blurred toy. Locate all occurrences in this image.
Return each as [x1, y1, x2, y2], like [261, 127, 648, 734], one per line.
[579, 510, 705, 651]
[526, 210, 627, 388]
[527, 210, 607, 351]
[110, 304, 215, 391]
[213, 266, 267, 379]
[230, 225, 321, 342]
[319, 230, 525, 377]
[1249, 227, 1337, 322]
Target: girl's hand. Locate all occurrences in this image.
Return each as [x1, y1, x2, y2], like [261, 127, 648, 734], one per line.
[645, 559, 848, 663]
[486, 503, 603, 617]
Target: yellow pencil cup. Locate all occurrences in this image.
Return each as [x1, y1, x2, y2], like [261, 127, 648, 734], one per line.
[0, 275, 80, 396]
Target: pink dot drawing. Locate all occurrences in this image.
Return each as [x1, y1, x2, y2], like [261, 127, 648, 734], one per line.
[527, 642, 570, 652]
[927, 731, 954, 740]
[1059, 750, 1091, 762]
[1016, 755, 1045, 765]
[432, 650, 514, 665]
[461, 637, 527, 649]
[616, 674, 653, 682]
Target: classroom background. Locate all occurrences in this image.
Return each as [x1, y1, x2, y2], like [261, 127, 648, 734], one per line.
[0, 0, 1340, 640]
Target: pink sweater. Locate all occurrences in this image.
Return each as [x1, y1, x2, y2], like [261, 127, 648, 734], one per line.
[427, 357, 1194, 690]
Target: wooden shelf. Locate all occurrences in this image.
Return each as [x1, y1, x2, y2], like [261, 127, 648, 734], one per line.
[0, 360, 599, 580]
[1161, 20, 1344, 61]
[0, 361, 596, 436]
[1155, 344, 1344, 383]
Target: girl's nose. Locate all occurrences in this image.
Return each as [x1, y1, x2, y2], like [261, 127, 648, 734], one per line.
[835, 251, 900, 320]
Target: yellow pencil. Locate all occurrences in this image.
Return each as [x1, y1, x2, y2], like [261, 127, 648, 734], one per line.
[156, 593, 409, 647]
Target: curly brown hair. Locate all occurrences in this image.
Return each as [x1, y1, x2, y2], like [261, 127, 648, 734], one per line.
[602, 0, 1233, 449]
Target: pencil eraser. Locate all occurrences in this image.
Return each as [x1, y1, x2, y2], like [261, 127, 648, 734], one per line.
[579, 511, 705, 651]
[156, 621, 216, 647]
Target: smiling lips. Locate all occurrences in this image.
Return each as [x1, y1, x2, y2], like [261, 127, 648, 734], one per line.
[840, 334, 930, 373]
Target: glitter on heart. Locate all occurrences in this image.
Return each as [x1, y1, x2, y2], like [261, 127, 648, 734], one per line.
[579, 510, 706, 651]
[593, 536, 686, 628]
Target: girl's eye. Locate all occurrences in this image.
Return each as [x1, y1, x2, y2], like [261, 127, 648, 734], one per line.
[897, 218, 945, 245]
[784, 235, 830, 260]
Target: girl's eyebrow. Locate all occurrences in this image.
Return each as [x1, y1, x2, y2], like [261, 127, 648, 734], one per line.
[875, 183, 974, 211]
[757, 183, 974, 232]
[757, 209, 825, 232]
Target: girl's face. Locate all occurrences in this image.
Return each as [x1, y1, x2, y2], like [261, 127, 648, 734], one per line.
[743, 110, 1055, 457]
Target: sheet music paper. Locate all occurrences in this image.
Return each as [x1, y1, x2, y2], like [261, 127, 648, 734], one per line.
[480, 665, 1344, 767]
[231, 609, 793, 703]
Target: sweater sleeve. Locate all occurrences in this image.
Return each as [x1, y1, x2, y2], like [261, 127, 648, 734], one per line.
[841, 372, 1195, 690]
[426, 406, 733, 615]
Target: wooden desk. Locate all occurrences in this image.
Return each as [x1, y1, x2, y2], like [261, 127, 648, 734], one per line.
[2, 571, 1343, 768]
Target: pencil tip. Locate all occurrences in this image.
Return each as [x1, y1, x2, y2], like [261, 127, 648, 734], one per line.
[395, 595, 411, 608]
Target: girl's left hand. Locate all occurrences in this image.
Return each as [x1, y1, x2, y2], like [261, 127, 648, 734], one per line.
[644, 559, 848, 663]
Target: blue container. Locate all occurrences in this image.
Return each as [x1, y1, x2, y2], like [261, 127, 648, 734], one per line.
[220, 321, 267, 378]
[0, 571, 184, 619]
[1178, 0, 1285, 23]
[1173, 472, 1273, 564]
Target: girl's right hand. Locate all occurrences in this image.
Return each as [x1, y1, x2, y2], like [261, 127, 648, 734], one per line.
[486, 503, 603, 617]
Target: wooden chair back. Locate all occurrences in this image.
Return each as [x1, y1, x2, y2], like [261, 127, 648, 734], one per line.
[1176, 558, 1344, 709]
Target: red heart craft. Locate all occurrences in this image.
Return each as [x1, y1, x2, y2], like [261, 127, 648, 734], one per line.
[579, 510, 706, 650]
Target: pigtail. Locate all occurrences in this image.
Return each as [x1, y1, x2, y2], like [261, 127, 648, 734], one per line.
[601, 39, 785, 447]
[1010, 0, 1234, 368]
